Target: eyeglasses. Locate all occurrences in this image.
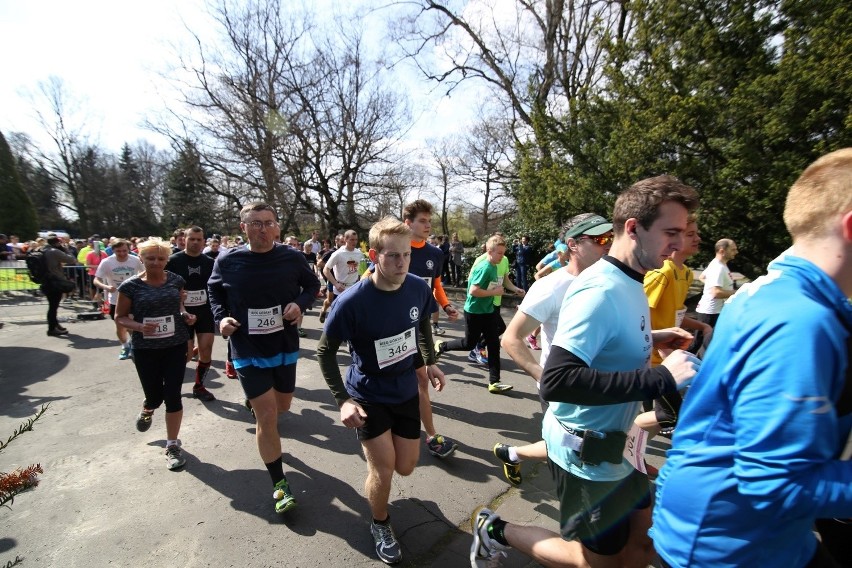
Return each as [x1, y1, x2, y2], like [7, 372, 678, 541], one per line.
[578, 235, 613, 246]
[245, 220, 279, 229]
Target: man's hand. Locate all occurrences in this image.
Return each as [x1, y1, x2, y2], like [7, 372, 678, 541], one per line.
[282, 302, 302, 325]
[652, 327, 694, 351]
[340, 399, 367, 428]
[444, 304, 460, 321]
[660, 349, 701, 388]
[427, 364, 446, 392]
[219, 317, 241, 338]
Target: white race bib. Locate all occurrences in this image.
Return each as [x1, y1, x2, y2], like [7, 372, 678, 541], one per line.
[622, 422, 648, 473]
[185, 289, 207, 307]
[248, 306, 284, 335]
[675, 307, 687, 328]
[143, 315, 175, 339]
[374, 327, 417, 369]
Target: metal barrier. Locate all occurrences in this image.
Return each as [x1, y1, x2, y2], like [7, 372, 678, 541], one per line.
[0, 261, 97, 304]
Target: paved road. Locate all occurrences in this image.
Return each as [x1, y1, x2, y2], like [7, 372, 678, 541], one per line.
[0, 294, 668, 567]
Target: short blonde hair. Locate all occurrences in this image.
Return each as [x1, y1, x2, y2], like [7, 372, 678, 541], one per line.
[486, 234, 506, 251]
[784, 148, 852, 239]
[136, 237, 171, 258]
[369, 216, 411, 251]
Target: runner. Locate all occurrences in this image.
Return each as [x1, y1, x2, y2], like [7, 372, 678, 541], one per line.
[316, 216, 445, 565]
[208, 202, 320, 514]
[115, 238, 196, 470]
[166, 226, 217, 402]
[319, 230, 366, 323]
[93, 238, 144, 360]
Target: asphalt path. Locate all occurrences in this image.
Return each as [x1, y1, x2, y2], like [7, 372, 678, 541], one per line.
[0, 294, 668, 567]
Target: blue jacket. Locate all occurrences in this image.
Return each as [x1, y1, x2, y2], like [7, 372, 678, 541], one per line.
[652, 255, 852, 567]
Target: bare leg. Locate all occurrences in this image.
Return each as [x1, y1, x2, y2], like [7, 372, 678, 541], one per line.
[361, 432, 419, 520]
[250, 388, 293, 463]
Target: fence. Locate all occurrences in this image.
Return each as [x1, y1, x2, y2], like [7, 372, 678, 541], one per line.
[0, 261, 97, 303]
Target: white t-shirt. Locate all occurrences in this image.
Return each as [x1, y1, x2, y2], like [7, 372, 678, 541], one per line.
[325, 247, 366, 295]
[518, 268, 578, 369]
[696, 257, 733, 315]
[95, 254, 144, 305]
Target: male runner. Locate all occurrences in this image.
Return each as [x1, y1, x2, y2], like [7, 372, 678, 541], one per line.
[166, 226, 217, 402]
[208, 202, 320, 514]
[316, 216, 445, 565]
[471, 175, 701, 567]
[319, 230, 365, 323]
[694, 237, 738, 328]
[93, 239, 144, 360]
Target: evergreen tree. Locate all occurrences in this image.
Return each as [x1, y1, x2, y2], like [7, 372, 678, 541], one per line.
[162, 140, 217, 232]
[0, 131, 39, 239]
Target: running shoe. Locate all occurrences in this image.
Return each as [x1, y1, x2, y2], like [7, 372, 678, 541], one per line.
[526, 334, 541, 350]
[272, 477, 297, 514]
[432, 323, 446, 336]
[225, 361, 237, 379]
[55, 325, 68, 333]
[165, 444, 186, 470]
[193, 385, 216, 402]
[298, 327, 307, 337]
[47, 328, 68, 337]
[492, 443, 522, 486]
[136, 410, 153, 432]
[319, 310, 327, 324]
[468, 349, 488, 365]
[118, 345, 132, 360]
[370, 519, 402, 565]
[434, 340, 446, 359]
[487, 382, 513, 394]
[426, 434, 458, 458]
[470, 507, 509, 565]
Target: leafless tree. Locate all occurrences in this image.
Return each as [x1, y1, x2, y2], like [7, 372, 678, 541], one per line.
[390, 0, 630, 138]
[425, 135, 464, 235]
[455, 115, 516, 235]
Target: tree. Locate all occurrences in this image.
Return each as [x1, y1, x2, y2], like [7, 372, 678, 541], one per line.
[0, 132, 39, 239]
[162, 140, 218, 231]
[455, 116, 517, 236]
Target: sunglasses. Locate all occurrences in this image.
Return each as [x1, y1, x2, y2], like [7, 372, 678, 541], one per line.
[578, 235, 613, 246]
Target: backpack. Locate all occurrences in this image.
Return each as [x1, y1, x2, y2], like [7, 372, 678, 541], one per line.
[25, 249, 48, 284]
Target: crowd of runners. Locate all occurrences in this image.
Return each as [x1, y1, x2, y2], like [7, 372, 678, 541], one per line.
[15, 148, 852, 567]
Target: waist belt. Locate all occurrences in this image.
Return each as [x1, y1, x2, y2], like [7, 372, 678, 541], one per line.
[562, 425, 627, 466]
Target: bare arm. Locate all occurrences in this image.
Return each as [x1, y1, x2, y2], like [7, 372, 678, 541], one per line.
[501, 311, 543, 382]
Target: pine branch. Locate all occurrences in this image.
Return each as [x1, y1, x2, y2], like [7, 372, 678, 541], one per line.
[0, 404, 50, 454]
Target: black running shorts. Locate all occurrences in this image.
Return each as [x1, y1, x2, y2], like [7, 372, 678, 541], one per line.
[354, 395, 420, 442]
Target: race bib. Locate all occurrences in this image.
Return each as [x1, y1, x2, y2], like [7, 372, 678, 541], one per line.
[374, 327, 417, 369]
[248, 306, 284, 335]
[421, 276, 433, 287]
[142, 315, 175, 339]
[623, 422, 649, 473]
[486, 280, 500, 291]
[185, 289, 207, 307]
[675, 307, 687, 328]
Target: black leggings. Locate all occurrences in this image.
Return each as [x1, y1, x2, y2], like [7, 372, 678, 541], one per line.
[132, 344, 187, 413]
[442, 310, 501, 384]
[44, 286, 63, 330]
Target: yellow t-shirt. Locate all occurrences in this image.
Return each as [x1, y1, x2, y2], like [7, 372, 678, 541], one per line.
[644, 259, 693, 366]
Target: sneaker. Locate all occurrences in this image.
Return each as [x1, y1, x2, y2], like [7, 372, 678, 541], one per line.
[55, 325, 68, 333]
[136, 410, 153, 432]
[470, 507, 509, 565]
[468, 349, 488, 365]
[193, 385, 216, 402]
[432, 324, 446, 336]
[493, 443, 522, 485]
[298, 327, 307, 338]
[434, 340, 446, 359]
[118, 345, 132, 360]
[225, 361, 237, 379]
[319, 310, 327, 324]
[526, 334, 541, 350]
[426, 434, 458, 458]
[191, 346, 199, 361]
[165, 444, 186, 470]
[487, 382, 513, 394]
[370, 519, 402, 565]
[272, 477, 297, 514]
[47, 328, 69, 337]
